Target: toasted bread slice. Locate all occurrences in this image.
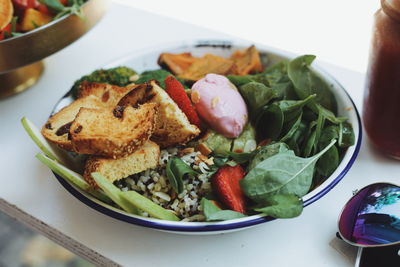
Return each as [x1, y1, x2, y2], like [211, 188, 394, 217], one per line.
[70, 103, 158, 158]
[117, 83, 154, 108]
[117, 81, 200, 147]
[83, 140, 160, 187]
[78, 81, 136, 106]
[42, 83, 135, 150]
[148, 81, 200, 147]
[41, 95, 106, 151]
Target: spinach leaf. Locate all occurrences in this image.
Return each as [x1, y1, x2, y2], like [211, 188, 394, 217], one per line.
[225, 151, 257, 164]
[239, 82, 276, 115]
[286, 121, 307, 156]
[213, 157, 229, 168]
[265, 59, 290, 73]
[135, 69, 186, 88]
[201, 198, 245, 221]
[240, 140, 336, 203]
[338, 122, 355, 148]
[316, 145, 339, 177]
[248, 142, 289, 171]
[317, 104, 347, 124]
[313, 110, 326, 153]
[302, 121, 317, 158]
[166, 157, 198, 194]
[313, 125, 340, 177]
[272, 82, 297, 101]
[318, 125, 339, 145]
[255, 104, 284, 140]
[278, 94, 316, 123]
[280, 113, 303, 142]
[227, 75, 254, 87]
[302, 108, 318, 122]
[287, 55, 337, 113]
[254, 194, 303, 218]
[254, 61, 297, 100]
[253, 60, 289, 87]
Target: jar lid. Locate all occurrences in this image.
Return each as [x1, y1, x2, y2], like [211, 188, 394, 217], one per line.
[382, 0, 400, 21]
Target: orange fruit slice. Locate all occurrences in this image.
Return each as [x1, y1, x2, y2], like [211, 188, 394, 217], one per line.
[0, 0, 13, 30]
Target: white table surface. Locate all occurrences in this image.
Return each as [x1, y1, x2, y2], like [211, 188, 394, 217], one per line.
[1, 2, 399, 267]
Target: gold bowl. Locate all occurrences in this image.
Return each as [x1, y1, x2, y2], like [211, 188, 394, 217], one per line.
[0, 0, 107, 98]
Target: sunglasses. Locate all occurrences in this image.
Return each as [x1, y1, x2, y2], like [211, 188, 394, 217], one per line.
[337, 182, 400, 267]
[338, 182, 400, 247]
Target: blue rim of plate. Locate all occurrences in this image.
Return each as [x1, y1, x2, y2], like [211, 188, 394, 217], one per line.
[51, 43, 363, 232]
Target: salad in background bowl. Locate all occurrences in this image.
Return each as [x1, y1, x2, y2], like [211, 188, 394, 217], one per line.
[22, 40, 361, 234]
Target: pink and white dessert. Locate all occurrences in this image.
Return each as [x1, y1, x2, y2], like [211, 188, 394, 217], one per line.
[191, 73, 248, 138]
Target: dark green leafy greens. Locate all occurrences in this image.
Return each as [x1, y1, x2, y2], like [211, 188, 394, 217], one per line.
[247, 142, 289, 171]
[201, 198, 245, 221]
[238, 82, 276, 115]
[166, 157, 198, 194]
[229, 54, 355, 185]
[287, 55, 337, 113]
[240, 140, 336, 203]
[339, 122, 355, 147]
[254, 194, 303, 218]
[254, 104, 284, 140]
[278, 94, 316, 123]
[134, 69, 187, 88]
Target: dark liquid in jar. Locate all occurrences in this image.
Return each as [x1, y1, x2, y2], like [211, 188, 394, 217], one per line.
[363, 8, 400, 158]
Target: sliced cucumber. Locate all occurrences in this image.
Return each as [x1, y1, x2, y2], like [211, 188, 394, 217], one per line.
[121, 191, 180, 221]
[91, 172, 140, 215]
[36, 153, 111, 203]
[21, 117, 60, 162]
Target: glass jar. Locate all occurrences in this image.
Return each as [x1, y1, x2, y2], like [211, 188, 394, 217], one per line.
[363, 0, 400, 159]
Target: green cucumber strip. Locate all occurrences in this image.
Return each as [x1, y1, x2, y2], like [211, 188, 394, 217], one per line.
[36, 153, 111, 203]
[120, 191, 180, 221]
[21, 117, 60, 162]
[91, 172, 140, 215]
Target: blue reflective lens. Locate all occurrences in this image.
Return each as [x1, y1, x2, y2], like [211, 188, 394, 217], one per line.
[339, 183, 400, 246]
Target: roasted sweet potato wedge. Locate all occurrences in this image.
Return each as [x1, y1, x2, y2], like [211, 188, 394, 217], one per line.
[178, 54, 235, 82]
[231, 45, 263, 75]
[158, 52, 197, 75]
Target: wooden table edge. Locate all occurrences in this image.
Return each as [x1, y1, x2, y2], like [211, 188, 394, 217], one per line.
[0, 198, 120, 266]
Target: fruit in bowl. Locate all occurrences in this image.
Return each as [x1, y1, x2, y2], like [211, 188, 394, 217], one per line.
[0, 0, 87, 40]
[0, 0, 106, 99]
[22, 40, 361, 233]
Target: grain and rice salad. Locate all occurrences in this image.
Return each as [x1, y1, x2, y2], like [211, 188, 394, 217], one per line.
[114, 147, 214, 221]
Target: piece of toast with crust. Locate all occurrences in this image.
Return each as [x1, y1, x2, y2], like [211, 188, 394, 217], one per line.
[41, 95, 106, 151]
[117, 80, 200, 147]
[77, 81, 136, 106]
[41, 82, 136, 151]
[83, 140, 160, 187]
[70, 103, 158, 158]
[148, 81, 200, 147]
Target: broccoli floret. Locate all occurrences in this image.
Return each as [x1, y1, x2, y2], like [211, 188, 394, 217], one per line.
[70, 66, 137, 98]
